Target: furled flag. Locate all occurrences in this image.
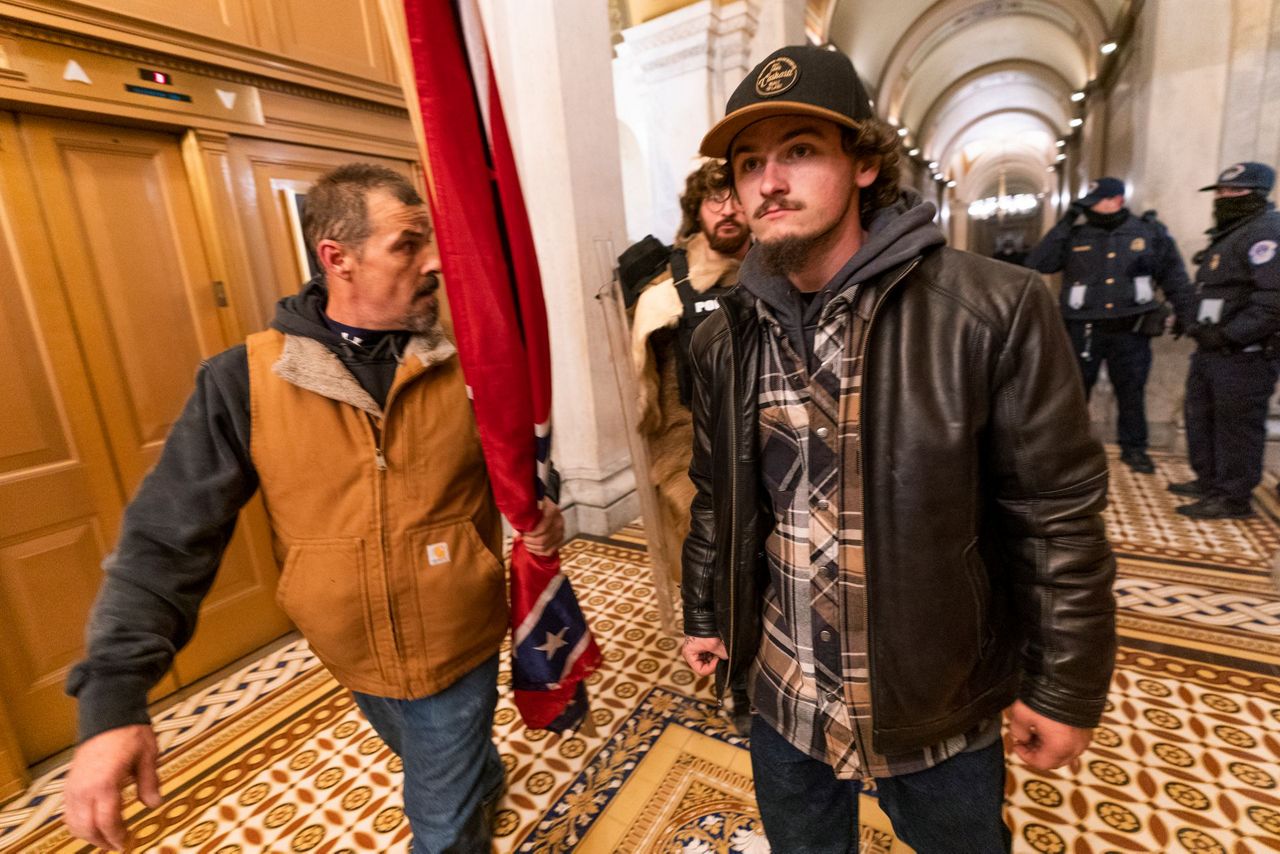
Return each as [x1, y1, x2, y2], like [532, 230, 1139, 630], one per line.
[397, 0, 602, 729]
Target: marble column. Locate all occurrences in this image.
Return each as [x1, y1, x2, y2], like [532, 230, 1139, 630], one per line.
[1220, 0, 1280, 167]
[477, 0, 638, 535]
[612, 0, 806, 241]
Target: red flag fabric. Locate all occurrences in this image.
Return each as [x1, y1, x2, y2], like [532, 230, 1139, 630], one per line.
[402, 0, 601, 729]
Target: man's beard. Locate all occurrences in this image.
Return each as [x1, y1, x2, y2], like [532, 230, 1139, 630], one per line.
[400, 274, 443, 339]
[400, 302, 440, 336]
[756, 194, 854, 276]
[706, 222, 749, 255]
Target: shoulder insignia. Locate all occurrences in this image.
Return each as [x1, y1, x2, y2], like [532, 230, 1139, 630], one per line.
[1249, 240, 1277, 266]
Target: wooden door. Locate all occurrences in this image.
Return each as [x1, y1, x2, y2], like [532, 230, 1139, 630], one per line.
[0, 113, 151, 765]
[0, 114, 288, 762]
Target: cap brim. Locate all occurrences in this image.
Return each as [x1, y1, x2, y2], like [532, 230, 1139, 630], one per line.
[1078, 193, 1103, 206]
[699, 101, 860, 158]
[1200, 182, 1269, 191]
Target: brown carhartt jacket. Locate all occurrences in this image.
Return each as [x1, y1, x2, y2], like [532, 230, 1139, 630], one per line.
[247, 329, 506, 699]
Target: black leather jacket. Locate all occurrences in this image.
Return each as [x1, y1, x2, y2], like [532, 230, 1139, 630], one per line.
[681, 246, 1116, 755]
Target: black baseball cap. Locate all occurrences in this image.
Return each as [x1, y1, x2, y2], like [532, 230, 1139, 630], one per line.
[1198, 161, 1275, 192]
[1078, 176, 1126, 206]
[699, 44, 875, 159]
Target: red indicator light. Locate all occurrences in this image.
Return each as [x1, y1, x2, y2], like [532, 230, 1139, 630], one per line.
[139, 69, 172, 85]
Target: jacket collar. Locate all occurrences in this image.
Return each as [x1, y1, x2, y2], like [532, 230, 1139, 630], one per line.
[720, 253, 927, 331]
[677, 230, 743, 293]
[272, 331, 458, 417]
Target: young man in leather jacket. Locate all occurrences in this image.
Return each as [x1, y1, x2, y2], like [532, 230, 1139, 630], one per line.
[679, 45, 1116, 853]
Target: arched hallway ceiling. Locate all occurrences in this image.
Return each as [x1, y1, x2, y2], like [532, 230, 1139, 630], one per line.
[825, 0, 1129, 193]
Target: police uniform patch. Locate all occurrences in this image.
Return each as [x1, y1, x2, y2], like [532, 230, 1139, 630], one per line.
[1130, 237, 1146, 252]
[1220, 163, 1247, 182]
[755, 57, 799, 97]
[1249, 239, 1277, 266]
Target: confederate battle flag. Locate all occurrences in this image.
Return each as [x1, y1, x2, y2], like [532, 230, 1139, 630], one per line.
[397, 0, 602, 729]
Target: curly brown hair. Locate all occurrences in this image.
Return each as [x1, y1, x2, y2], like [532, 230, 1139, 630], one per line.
[677, 160, 733, 242]
[841, 119, 902, 223]
[725, 118, 902, 226]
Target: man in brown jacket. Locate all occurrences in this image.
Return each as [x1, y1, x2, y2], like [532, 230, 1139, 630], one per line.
[63, 164, 563, 853]
[631, 160, 748, 577]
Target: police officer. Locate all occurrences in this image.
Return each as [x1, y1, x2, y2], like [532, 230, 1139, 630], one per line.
[1028, 177, 1193, 474]
[1170, 162, 1280, 519]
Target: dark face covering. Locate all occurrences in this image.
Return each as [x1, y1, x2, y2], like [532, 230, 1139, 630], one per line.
[1084, 207, 1128, 230]
[1213, 192, 1269, 231]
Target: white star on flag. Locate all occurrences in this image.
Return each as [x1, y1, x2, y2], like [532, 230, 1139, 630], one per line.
[534, 627, 569, 658]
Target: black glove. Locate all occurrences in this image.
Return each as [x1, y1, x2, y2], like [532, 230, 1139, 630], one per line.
[1171, 316, 1187, 338]
[1061, 202, 1086, 225]
[1189, 323, 1233, 352]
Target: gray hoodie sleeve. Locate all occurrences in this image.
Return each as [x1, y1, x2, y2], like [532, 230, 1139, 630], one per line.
[66, 345, 258, 742]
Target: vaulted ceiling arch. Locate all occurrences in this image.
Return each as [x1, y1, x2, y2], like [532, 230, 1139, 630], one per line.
[874, 0, 1107, 122]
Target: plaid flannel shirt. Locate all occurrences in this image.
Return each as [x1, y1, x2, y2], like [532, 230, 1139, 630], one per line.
[750, 284, 999, 780]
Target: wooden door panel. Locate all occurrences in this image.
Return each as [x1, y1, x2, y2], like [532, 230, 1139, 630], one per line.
[1, 115, 288, 762]
[266, 0, 393, 83]
[0, 113, 127, 763]
[73, 0, 255, 49]
[42, 133, 224, 482]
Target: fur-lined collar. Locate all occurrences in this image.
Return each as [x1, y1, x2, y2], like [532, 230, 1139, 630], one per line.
[629, 231, 742, 433]
[273, 331, 457, 417]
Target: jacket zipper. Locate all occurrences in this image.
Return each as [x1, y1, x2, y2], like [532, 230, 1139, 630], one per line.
[366, 405, 404, 691]
[855, 258, 921, 750]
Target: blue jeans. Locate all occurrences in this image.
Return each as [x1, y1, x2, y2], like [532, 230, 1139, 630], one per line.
[352, 655, 504, 854]
[750, 715, 1011, 853]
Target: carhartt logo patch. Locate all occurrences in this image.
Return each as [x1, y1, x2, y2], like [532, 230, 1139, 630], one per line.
[427, 542, 450, 565]
[756, 57, 799, 97]
[1211, 254, 1221, 270]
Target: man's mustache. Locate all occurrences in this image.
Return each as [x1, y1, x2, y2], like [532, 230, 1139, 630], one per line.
[754, 197, 804, 219]
[417, 271, 441, 298]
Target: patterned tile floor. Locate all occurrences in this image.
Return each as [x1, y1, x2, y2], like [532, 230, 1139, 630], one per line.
[2, 449, 1279, 853]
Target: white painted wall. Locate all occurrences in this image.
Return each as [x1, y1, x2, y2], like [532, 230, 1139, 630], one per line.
[477, 0, 639, 534]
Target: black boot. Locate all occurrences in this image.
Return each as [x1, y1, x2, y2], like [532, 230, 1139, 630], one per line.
[1120, 448, 1155, 474]
[1168, 479, 1207, 497]
[1175, 496, 1254, 519]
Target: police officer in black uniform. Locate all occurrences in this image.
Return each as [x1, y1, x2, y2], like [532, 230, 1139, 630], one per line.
[1171, 162, 1280, 519]
[1028, 176, 1192, 474]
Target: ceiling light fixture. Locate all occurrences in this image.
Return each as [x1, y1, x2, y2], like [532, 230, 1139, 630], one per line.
[1100, 41, 1117, 55]
[1071, 91, 1085, 102]
[908, 147, 920, 156]
[1069, 117, 1083, 128]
